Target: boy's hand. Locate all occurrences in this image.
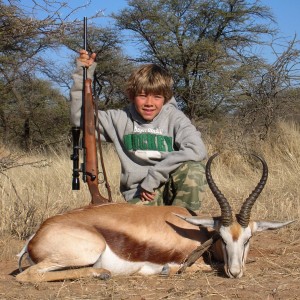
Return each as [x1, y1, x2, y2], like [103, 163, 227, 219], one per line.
[140, 188, 156, 202]
[78, 49, 96, 67]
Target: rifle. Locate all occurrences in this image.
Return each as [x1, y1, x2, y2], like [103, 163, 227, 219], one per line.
[71, 17, 112, 205]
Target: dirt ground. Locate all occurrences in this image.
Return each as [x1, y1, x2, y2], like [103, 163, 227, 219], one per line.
[0, 229, 299, 300]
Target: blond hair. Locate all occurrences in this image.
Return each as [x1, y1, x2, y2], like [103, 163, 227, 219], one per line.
[126, 64, 173, 102]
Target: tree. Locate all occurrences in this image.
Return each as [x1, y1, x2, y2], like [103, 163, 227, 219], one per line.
[0, 0, 79, 148]
[0, 77, 69, 149]
[0, 1, 133, 147]
[234, 37, 300, 139]
[114, 0, 276, 118]
[0, 0, 77, 81]
[0, 0, 124, 149]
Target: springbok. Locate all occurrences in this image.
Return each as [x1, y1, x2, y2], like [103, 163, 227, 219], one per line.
[16, 154, 293, 282]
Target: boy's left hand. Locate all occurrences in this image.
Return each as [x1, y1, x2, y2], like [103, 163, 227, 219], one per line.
[140, 188, 156, 202]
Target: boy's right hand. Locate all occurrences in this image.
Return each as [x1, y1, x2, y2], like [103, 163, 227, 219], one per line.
[78, 49, 96, 67]
[140, 188, 156, 202]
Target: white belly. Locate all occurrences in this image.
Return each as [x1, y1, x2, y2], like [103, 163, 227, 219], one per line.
[93, 244, 166, 275]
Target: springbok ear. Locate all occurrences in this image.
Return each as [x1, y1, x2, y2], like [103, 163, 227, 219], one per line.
[254, 220, 295, 232]
[173, 213, 218, 229]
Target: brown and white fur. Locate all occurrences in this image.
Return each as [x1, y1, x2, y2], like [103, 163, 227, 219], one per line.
[16, 154, 294, 282]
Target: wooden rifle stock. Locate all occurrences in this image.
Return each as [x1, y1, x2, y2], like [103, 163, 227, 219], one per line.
[84, 78, 111, 205]
[71, 17, 112, 205]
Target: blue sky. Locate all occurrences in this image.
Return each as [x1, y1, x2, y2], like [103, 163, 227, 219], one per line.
[261, 0, 300, 39]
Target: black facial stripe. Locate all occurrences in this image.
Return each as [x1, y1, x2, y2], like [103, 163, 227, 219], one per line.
[242, 237, 251, 262]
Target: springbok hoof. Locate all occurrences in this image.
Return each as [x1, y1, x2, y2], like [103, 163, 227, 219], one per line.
[160, 264, 170, 276]
[93, 269, 111, 280]
[99, 272, 111, 280]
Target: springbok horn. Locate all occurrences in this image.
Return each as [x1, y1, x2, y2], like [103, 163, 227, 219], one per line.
[236, 154, 268, 228]
[206, 153, 233, 227]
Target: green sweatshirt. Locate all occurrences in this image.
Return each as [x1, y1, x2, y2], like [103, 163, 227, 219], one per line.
[70, 61, 207, 200]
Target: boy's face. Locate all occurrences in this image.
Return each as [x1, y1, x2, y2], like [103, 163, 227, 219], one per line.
[134, 91, 165, 121]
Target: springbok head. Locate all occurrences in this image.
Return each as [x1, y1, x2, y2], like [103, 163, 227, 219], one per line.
[177, 153, 294, 278]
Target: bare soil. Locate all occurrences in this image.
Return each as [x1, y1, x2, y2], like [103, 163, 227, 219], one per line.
[0, 230, 299, 300]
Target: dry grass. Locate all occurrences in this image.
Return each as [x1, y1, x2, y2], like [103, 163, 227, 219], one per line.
[0, 144, 124, 239]
[0, 120, 299, 239]
[201, 120, 300, 223]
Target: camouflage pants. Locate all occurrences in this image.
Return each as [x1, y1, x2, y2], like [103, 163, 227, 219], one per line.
[129, 161, 207, 211]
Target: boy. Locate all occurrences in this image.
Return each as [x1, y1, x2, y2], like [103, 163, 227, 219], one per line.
[71, 50, 207, 211]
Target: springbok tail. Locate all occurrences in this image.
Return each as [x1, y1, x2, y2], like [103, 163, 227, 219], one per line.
[17, 234, 35, 273]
